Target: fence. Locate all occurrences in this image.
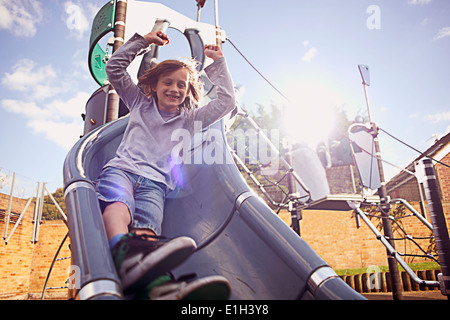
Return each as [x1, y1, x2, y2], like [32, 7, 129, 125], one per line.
[0, 166, 69, 299]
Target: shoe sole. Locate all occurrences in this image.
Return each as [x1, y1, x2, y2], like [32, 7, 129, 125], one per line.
[122, 236, 196, 294]
[155, 276, 231, 300]
[181, 276, 231, 300]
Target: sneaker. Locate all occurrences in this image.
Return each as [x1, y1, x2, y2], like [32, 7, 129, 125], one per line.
[135, 273, 231, 300]
[110, 233, 196, 294]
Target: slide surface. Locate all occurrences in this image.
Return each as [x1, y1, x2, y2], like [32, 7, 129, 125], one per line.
[63, 115, 365, 300]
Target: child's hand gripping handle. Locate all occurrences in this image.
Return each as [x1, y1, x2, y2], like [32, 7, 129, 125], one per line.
[139, 19, 170, 58]
[138, 19, 171, 77]
[141, 19, 171, 47]
[150, 19, 170, 43]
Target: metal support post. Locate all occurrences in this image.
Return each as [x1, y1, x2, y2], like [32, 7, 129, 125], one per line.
[5, 183, 39, 244]
[196, 0, 205, 22]
[354, 206, 439, 289]
[3, 172, 15, 240]
[286, 146, 301, 236]
[214, 0, 223, 48]
[106, 0, 127, 123]
[31, 182, 40, 243]
[44, 185, 67, 222]
[35, 182, 46, 243]
[414, 161, 429, 220]
[376, 141, 403, 300]
[31, 182, 45, 243]
[358, 64, 403, 299]
[419, 158, 450, 299]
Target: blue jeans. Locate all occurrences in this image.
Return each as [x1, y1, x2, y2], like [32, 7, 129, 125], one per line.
[94, 166, 167, 235]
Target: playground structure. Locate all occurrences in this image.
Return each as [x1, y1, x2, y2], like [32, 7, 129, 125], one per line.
[51, 0, 450, 300]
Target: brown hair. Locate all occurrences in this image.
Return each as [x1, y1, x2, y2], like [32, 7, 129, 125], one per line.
[138, 59, 202, 110]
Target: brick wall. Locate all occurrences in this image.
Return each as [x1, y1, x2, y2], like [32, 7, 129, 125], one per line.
[0, 194, 35, 298]
[0, 193, 70, 299]
[28, 221, 71, 298]
[1, 155, 449, 298]
[279, 197, 450, 271]
[390, 179, 422, 201]
[436, 152, 450, 201]
[435, 152, 450, 240]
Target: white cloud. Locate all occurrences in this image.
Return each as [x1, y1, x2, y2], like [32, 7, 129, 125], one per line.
[27, 118, 85, 150]
[426, 110, 450, 123]
[1, 58, 89, 150]
[0, 0, 43, 37]
[1, 99, 51, 119]
[0, 92, 88, 150]
[409, 112, 420, 119]
[408, 0, 432, 4]
[46, 92, 90, 120]
[434, 27, 450, 40]
[1, 59, 59, 101]
[301, 47, 318, 63]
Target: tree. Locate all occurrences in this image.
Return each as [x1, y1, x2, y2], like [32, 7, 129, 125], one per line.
[228, 102, 367, 201]
[226, 103, 290, 208]
[42, 188, 67, 220]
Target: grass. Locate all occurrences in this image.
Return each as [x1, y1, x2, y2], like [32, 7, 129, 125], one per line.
[335, 261, 440, 276]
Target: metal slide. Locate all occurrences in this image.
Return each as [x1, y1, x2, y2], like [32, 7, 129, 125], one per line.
[63, 115, 365, 300]
[64, 0, 364, 300]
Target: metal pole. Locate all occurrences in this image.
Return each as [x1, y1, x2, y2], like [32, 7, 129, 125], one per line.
[106, 0, 127, 123]
[419, 158, 450, 299]
[214, 0, 222, 47]
[286, 151, 301, 236]
[44, 185, 67, 222]
[197, 3, 202, 22]
[286, 146, 301, 236]
[3, 172, 15, 240]
[31, 182, 41, 243]
[363, 85, 373, 123]
[374, 133, 403, 300]
[5, 183, 39, 244]
[414, 161, 428, 220]
[34, 182, 46, 243]
[358, 65, 403, 300]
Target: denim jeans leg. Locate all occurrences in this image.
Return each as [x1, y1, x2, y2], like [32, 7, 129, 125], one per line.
[132, 177, 166, 235]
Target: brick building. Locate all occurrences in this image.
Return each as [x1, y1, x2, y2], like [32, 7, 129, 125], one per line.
[386, 132, 450, 219]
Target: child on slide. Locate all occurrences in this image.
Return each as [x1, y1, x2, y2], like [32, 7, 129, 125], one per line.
[94, 30, 236, 299]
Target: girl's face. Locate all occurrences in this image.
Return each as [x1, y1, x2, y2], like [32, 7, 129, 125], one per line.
[154, 68, 190, 112]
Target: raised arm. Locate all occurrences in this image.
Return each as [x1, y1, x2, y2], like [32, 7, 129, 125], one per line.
[105, 32, 170, 110]
[191, 45, 236, 128]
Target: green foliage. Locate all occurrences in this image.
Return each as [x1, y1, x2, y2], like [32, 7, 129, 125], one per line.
[335, 261, 441, 276]
[41, 187, 66, 220]
[358, 202, 438, 264]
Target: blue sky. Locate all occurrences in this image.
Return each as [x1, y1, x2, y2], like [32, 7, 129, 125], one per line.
[0, 0, 449, 193]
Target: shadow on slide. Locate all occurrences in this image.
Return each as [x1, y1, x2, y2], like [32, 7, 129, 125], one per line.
[63, 116, 365, 300]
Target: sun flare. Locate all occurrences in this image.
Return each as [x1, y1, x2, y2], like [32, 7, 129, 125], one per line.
[281, 81, 343, 148]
